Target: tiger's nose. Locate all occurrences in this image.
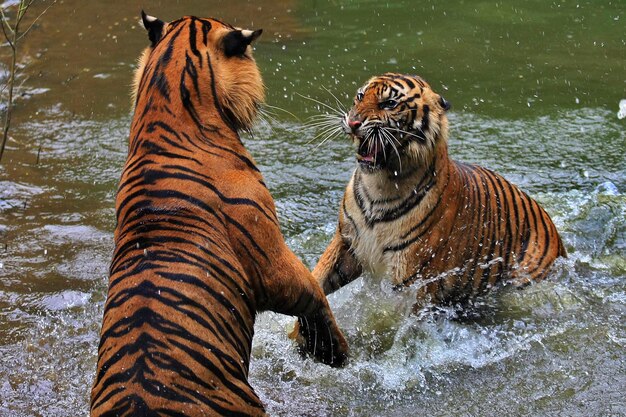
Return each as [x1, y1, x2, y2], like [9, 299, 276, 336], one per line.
[348, 120, 362, 131]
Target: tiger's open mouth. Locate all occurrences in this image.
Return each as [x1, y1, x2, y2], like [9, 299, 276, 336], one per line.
[354, 133, 394, 169]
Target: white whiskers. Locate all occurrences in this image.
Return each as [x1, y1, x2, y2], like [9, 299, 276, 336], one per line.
[299, 91, 347, 148]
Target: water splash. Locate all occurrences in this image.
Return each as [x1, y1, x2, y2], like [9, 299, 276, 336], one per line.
[618, 99, 626, 120]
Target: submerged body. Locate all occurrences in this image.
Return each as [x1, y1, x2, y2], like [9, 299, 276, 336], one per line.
[91, 14, 346, 417]
[314, 73, 566, 306]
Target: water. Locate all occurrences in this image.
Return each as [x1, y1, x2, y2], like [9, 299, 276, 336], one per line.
[0, 0, 624, 416]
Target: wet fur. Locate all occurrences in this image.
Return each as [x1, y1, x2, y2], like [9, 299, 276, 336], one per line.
[313, 73, 566, 307]
[91, 15, 347, 417]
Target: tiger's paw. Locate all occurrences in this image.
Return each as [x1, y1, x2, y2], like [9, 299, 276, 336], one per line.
[289, 317, 349, 367]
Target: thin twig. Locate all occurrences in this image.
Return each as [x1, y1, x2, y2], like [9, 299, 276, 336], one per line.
[1, 0, 55, 163]
[0, 7, 16, 43]
[18, 0, 56, 41]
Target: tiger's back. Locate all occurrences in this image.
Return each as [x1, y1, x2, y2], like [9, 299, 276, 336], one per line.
[394, 159, 567, 303]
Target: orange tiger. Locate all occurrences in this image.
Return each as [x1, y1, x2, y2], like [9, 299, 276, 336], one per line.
[310, 73, 566, 307]
[90, 13, 347, 417]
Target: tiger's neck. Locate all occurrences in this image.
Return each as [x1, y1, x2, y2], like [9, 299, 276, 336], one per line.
[130, 53, 244, 153]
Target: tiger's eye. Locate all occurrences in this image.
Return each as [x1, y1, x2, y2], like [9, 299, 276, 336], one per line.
[380, 99, 398, 110]
[356, 92, 364, 101]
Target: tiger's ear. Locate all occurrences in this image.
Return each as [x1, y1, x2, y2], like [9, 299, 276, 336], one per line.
[438, 95, 451, 112]
[141, 10, 165, 46]
[223, 29, 263, 57]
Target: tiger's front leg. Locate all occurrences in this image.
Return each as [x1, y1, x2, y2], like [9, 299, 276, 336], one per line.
[264, 246, 350, 367]
[312, 229, 363, 295]
[288, 229, 362, 362]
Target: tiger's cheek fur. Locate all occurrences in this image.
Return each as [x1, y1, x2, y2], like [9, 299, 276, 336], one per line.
[209, 29, 265, 130]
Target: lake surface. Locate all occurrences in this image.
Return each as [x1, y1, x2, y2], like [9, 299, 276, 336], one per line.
[0, 0, 624, 416]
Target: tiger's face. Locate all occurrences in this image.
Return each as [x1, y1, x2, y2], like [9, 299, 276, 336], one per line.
[342, 73, 450, 173]
[132, 12, 265, 132]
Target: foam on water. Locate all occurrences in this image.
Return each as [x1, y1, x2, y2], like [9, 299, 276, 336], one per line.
[1, 104, 624, 416]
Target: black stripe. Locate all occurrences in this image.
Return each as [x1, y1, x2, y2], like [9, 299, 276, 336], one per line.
[369, 172, 435, 225]
[352, 172, 369, 222]
[148, 70, 171, 102]
[206, 51, 238, 133]
[403, 77, 416, 89]
[200, 20, 211, 45]
[479, 167, 502, 291]
[205, 138, 261, 173]
[187, 18, 203, 67]
[174, 381, 263, 417]
[146, 120, 182, 142]
[383, 168, 449, 252]
[464, 166, 485, 291]
[160, 164, 278, 224]
[342, 195, 359, 235]
[184, 52, 202, 102]
[517, 192, 533, 264]
[117, 188, 224, 233]
[494, 174, 516, 278]
[223, 213, 270, 261]
[522, 200, 553, 277]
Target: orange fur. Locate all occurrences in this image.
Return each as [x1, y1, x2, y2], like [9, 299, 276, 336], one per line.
[312, 73, 566, 307]
[91, 15, 346, 417]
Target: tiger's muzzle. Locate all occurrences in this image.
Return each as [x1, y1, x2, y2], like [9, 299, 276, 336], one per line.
[344, 116, 399, 170]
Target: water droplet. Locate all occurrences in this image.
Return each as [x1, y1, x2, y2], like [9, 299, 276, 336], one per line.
[618, 99, 626, 119]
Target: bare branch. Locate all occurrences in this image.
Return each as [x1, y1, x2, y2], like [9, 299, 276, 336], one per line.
[18, 0, 57, 41]
[14, 2, 27, 34]
[0, 0, 56, 162]
[17, 0, 35, 22]
[0, 7, 16, 43]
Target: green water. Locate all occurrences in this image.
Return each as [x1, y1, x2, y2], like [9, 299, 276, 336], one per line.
[0, 0, 624, 416]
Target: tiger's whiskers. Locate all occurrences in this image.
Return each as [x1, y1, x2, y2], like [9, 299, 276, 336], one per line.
[298, 89, 350, 152]
[379, 127, 403, 172]
[320, 85, 348, 114]
[262, 103, 300, 121]
[296, 92, 345, 116]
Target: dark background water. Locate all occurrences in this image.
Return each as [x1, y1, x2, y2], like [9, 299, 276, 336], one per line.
[0, 1, 624, 416]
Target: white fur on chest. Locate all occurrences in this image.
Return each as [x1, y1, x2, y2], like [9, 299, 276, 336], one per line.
[341, 171, 429, 284]
[342, 166, 440, 285]
[348, 221, 397, 278]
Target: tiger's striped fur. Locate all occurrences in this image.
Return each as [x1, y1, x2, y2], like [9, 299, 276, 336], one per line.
[90, 13, 347, 417]
[313, 73, 566, 307]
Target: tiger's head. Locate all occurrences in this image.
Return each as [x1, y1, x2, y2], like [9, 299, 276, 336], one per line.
[132, 12, 265, 132]
[343, 73, 451, 173]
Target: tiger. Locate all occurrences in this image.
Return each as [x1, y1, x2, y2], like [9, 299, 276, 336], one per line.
[90, 12, 348, 417]
[308, 73, 567, 309]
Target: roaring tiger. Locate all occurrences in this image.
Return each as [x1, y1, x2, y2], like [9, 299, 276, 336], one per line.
[90, 13, 347, 417]
[311, 73, 566, 307]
